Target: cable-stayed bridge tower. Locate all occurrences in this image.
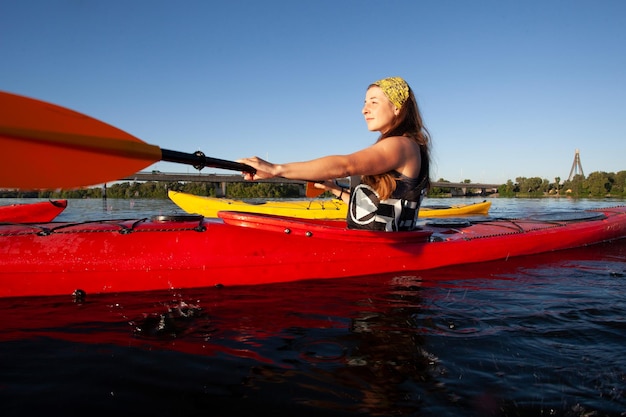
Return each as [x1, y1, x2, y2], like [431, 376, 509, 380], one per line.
[568, 149, 585, 181]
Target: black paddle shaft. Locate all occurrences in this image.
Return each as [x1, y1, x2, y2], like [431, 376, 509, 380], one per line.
[161, 149, 256, 174]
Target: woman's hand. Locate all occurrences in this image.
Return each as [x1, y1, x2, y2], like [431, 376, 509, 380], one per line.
[313, 180, 333, 192]
[236, 156, 277, 180]
[315, 180, 348, 201]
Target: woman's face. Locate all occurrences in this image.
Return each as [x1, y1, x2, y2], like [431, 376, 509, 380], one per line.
[362, 86, 399, 134]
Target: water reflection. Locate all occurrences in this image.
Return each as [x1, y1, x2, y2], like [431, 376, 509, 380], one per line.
[230, 276, 443, 415]
[0, 271, 448, 415]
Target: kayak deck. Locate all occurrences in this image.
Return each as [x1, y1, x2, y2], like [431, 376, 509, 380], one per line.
[1, 206, 625, 298]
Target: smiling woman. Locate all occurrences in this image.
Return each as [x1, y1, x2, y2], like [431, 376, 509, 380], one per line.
[238, 76, 432, 232]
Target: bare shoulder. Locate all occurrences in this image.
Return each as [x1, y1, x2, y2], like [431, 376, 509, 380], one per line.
[376, 136, 422, 176]
[375, 136, 419, 151]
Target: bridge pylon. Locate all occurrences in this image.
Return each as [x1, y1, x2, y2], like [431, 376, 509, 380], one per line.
[567, 149, 584, 181]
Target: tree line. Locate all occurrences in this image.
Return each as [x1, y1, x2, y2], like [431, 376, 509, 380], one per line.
[496, 171, 626, 198]
[1, 170, 625, 199]
[428, 171, 626, 198]
[0, 181, 302, 199]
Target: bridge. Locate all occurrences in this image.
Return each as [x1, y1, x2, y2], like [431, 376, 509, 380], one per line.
[118, 172, 501, 197]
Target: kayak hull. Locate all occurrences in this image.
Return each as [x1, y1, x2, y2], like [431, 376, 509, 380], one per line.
[168, 191, 491, 219]
[1, 206, 626, 298]
[0, 199, 67, 223]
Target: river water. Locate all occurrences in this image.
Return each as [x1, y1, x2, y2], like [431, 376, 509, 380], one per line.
[1, 197, 626, 416]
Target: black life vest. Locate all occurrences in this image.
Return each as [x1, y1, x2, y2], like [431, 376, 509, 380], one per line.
[346, 171, 428, 231]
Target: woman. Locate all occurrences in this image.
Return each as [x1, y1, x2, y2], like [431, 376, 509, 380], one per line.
[238, 76, 431, 231]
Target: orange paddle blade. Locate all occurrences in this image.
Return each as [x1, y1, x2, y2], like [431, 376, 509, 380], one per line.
[0, 91, 162, 189]
[305, 182, 325, 198]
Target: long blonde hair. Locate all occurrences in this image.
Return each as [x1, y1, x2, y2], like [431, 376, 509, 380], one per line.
[361, 87, 431, 200]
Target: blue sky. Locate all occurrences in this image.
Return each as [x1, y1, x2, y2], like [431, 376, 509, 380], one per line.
[2, 0, 624, 184]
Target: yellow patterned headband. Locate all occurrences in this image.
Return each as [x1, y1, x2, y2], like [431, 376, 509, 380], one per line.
[372, 76, 410, 109]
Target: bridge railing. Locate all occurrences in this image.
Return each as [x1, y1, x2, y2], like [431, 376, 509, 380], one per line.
[118, 172, 501, 196]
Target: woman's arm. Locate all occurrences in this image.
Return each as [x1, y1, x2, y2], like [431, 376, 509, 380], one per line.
[237, 136, 418, 181]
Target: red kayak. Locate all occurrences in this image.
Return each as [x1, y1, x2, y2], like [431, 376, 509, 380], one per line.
[1, 206, 626, 298]
[0, 199, 67, 223]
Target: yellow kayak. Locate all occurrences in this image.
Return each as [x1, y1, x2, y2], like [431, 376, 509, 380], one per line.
[168, 191, 491, 220]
